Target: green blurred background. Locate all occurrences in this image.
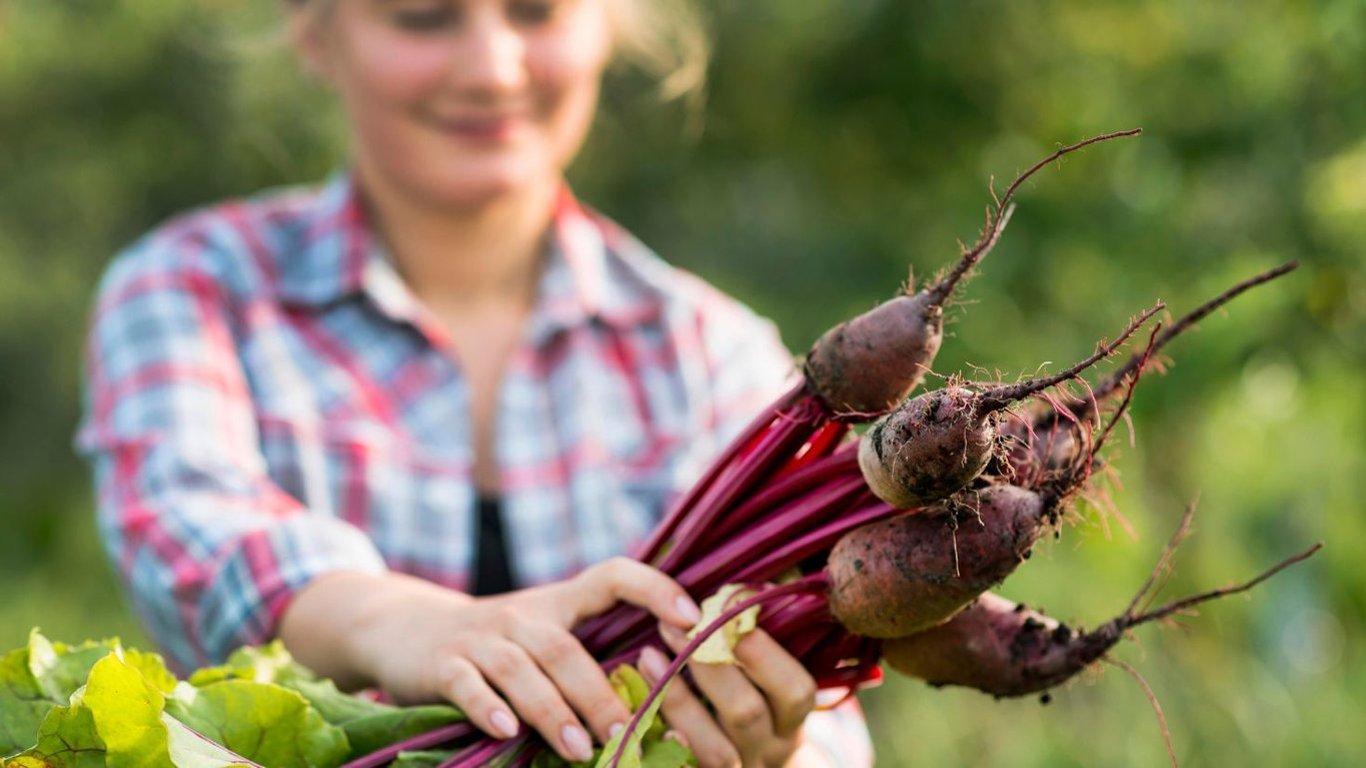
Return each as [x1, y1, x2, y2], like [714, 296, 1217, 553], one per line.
[1, 1, 1362, 765]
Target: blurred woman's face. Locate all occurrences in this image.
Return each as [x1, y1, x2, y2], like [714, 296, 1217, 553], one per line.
[295, 0, 613, 209]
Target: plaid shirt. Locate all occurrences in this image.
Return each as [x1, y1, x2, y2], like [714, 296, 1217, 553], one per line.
[76, 173, 872, 764]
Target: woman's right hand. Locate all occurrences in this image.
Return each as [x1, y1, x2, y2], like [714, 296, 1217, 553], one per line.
[279, 559, 702, 763]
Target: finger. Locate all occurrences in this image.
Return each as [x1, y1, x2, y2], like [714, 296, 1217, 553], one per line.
[659, 625, 774, 763]
[639, 646, 740, 768]
[432, 655, 521, 741]
[730, 630, 818, 736]
[565, 557, 701, 629]
[471, 640, 595, 763]
[512, 621, 633, 742]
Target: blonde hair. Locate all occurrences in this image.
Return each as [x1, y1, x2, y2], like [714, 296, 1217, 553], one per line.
[285, 0, 709, 104]
[604, 0, 709, 105]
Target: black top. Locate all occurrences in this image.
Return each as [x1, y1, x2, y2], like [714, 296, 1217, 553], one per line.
[472, 495, 515, 596]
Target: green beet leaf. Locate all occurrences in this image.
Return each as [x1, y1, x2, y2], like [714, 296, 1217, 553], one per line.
[594, 670, 682, 768]
[81, 653, 175, 768]
[186, 642, 309, 688]
[530, 750, 573, 768]
[588, 663, 698, 768]
[165, 679, 349, 768]
[161, 714, 256, 767]
[0, 647, 53, 757]
[607, 665, 664, 744]
[119, 651, 177, 696]
[7, 653, 172, 768]
[1, 631, 123, 755]
[284, 677, 461, 759]
[608, 665, 650, 712]
[640, 738, 695, 768]
[25, 632, 119, 704]
[2, 630, 183, 758]
[6, 705, 257, 767]
[3, 704, 106, 768]
[188, 640, 463, 761]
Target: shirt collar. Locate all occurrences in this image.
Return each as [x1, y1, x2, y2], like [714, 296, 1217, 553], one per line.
[533, 187, 665, 336]
[276, 172, 665, 334]
[275, 171, 374, 308]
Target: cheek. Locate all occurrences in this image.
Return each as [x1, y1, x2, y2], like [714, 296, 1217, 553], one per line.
[527, 32, 610, 160]
[335, 29, 450, 127]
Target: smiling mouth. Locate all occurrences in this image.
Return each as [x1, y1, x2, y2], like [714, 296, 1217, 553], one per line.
[433, 114, 526, 142]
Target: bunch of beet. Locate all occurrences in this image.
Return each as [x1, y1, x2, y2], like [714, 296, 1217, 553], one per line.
[340, 131, 1317, 768]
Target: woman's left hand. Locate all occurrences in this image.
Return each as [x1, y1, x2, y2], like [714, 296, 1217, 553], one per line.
[640, 624, 819, 768]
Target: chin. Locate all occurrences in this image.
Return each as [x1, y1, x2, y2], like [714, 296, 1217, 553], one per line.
[424, 158, 552, 210]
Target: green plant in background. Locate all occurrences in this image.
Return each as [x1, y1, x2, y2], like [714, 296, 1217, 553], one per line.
[0, 0, 1361, 764]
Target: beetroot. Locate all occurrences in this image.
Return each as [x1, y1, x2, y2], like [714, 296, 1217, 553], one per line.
[826, 484, 1048, 637]
[803, 289, 949, 419]
[883, 510, 1322, 698]
[881, 592, 1078, 695]
[858, 304, 1161, 508]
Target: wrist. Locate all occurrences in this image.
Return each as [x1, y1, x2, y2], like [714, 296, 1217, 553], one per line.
[348, 572, 481, 685]
[281, 569, 438, 689]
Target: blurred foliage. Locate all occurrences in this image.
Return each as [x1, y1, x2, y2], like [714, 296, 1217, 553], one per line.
[1, 0, 1363, 765]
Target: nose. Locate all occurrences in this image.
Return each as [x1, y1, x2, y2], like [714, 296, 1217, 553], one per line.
[451, 8, 527, 97]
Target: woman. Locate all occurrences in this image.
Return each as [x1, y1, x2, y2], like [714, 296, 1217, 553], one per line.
[78, 1, 872, 765]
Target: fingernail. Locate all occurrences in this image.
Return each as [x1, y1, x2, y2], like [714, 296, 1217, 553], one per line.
[609, 722, 625, 739]
[664, 728, 690, 748]
[490, 709, 518, 739]
[562, 724, 593, 762]
[639, 647, 669, 681]
[659, 623, 686, 646]
[675, 595, 702, 625]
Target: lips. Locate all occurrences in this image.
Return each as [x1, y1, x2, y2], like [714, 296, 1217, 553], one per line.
[433, 113, 527, 142]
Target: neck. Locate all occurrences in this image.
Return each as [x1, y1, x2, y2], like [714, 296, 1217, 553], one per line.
[357, 170, 561, 311]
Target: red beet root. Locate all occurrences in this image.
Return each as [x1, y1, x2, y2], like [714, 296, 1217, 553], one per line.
[882, 591, 1108, 696]
[883, 506, 1322, 697]
[804, 290, 949, 419]
[859, 304, 1161, 509]
[826, 484, 1047, 638]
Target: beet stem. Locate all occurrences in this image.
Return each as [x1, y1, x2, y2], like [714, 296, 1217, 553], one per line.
[339, 722, 476, 768]
[593, 486, 884, 657]
[663, 396, 826, 565]
[706, 446, 861, 546]
[924, 203, 1015, 307]
[926, 128, 1142, 307]
[715, 500, 907, 582]
[1126, 542, 1322, 629]
[1043, 323, 1163, 502]
[1088, 260, 1300, 406]
[980, 302, 1163, 411]
[1091, 324, 1160, 462]
[635, 383, 808, 563]
[439, 733, 525, 768]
